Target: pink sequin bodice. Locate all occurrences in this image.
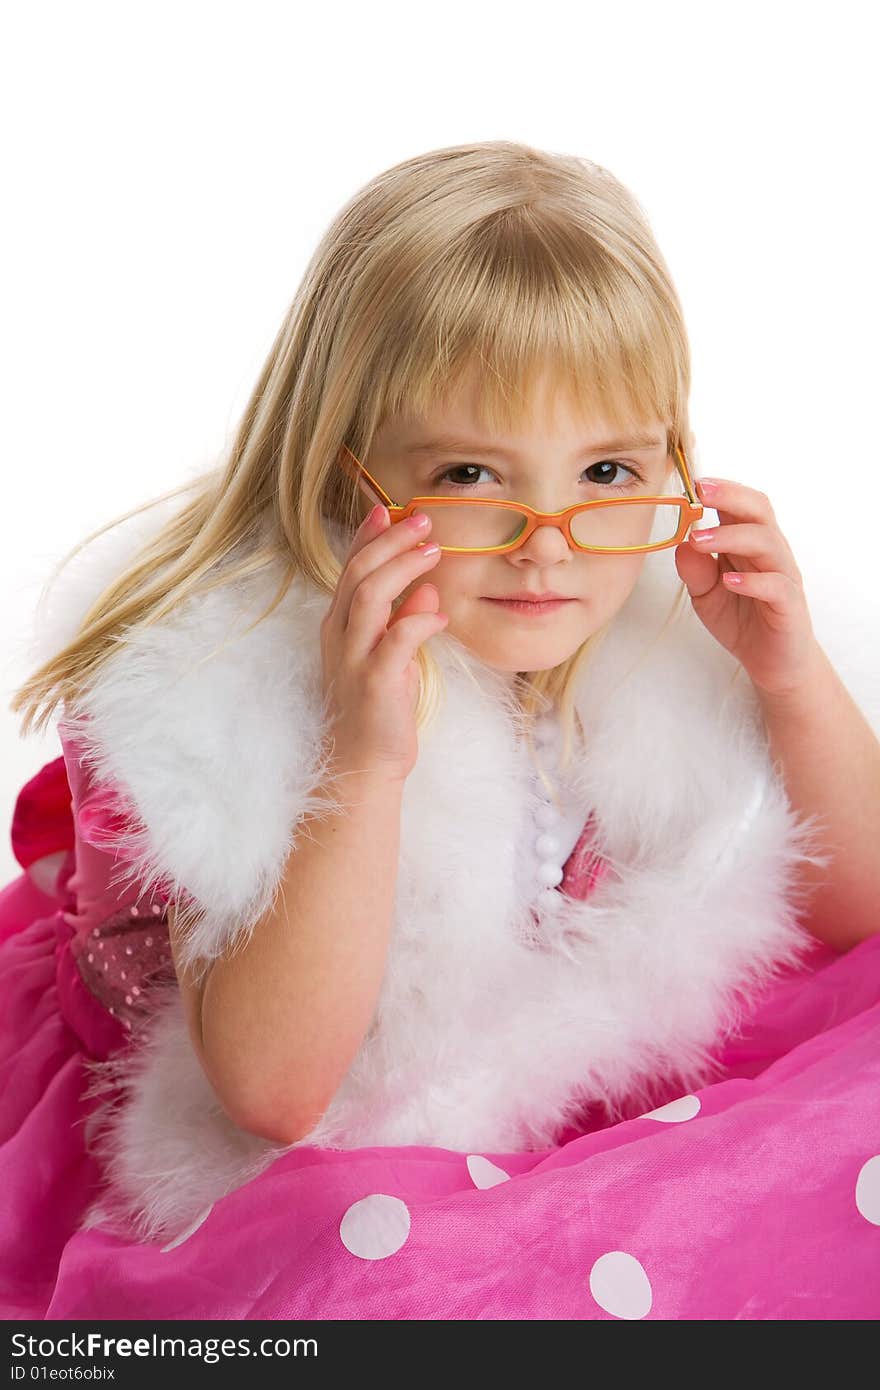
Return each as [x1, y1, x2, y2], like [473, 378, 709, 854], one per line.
[57, 725, 176, 1040]
[559, 813, 611, 899]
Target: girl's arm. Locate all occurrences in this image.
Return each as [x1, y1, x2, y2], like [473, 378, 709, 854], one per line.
[757, 645, 880, 954]
[191, 760, 406, 1146]
[676, 476, 878, 954]
[166, 904, 212, 1076]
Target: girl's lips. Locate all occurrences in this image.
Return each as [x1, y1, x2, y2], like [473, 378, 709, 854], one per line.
[483, 597, 573, 616]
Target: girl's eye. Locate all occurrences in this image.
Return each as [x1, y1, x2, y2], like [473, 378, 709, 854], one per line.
[431, 460, 646, 492]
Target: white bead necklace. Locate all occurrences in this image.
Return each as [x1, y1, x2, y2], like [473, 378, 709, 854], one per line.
[524, 708, 586, 917]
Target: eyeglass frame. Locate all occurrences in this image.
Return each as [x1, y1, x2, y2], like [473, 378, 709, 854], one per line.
[338, 441, 704, 555]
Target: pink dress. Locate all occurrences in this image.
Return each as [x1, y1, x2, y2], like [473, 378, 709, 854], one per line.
[2, 732, 879, 1320]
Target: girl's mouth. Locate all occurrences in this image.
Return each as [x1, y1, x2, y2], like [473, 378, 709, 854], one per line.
[483, 598, 573, 617]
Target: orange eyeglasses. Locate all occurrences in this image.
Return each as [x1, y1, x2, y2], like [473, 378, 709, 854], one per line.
[338, 442, 704, 556]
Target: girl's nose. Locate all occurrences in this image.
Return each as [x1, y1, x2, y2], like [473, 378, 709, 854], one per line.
[514, 520, 572, 562]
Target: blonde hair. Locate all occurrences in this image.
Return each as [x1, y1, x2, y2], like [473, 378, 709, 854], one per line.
[11, 139, 693, 778]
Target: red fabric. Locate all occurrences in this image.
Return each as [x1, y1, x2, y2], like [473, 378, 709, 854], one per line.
[10, 755, 74, 870]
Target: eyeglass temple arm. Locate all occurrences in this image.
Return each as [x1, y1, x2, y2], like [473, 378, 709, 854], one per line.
[341, 442, 699, 509]
[340, 445, 399, 510]
[672, 444, 699, 505]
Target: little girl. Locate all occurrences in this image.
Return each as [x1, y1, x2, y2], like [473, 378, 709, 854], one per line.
[3, 141, 880, 1322]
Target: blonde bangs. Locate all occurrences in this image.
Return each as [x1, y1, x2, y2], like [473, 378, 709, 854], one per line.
[348, 197, 687, 460]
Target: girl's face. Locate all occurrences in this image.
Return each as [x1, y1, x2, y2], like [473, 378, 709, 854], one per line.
[364, 370, 675, 679]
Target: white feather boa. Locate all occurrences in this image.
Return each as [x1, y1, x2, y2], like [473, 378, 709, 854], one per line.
[32, 507, 830, 1243]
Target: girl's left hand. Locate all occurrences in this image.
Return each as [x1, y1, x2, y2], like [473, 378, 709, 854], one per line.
[673, 477, 822, 701]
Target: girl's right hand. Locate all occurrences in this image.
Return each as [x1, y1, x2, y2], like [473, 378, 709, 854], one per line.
[319, 505, 448, 783]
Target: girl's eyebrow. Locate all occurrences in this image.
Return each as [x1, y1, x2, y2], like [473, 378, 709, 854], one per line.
[402, 432, 665, 460]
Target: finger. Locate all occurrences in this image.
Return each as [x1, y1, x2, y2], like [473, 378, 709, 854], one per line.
[387, 580, 441, 630]
[325, 504, 390, 621]
[696, 477, 777, 528]
[721, 569, 805, 623]
[689, 521, 798, 577]
[674, 539, 724, 601]
[343, 504, 431, 577]
[334, 511, 434, 630]
[351, 502, 390, 555]
[345, 543, 442, 661]
[373, 608, 450, 681]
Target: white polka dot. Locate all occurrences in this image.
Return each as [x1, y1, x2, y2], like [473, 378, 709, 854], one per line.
[639, 1095, 701, 1123]
[589, 1251, 653, 1319]
[466, 1155, 511, 1189]
[339, 1194, 411, 1260]
[855, 1154, 880, 1225]
[160, 1204, 215, 1252]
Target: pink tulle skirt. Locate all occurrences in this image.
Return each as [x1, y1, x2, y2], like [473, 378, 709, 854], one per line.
[3, 862, 880, 1321]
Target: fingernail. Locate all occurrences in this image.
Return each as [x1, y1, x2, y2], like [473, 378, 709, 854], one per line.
[368, 504, 386, 526]
[697, 478, 719, 496]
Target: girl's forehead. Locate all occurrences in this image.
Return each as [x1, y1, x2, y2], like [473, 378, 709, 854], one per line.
[382, 364, 668, 445]
[379, 401, 668, 454]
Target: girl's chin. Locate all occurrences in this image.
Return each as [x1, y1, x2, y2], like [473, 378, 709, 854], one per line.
[454, 635, 589, 673]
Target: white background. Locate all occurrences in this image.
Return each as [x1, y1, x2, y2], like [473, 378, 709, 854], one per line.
[2, 0, 878, 883]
